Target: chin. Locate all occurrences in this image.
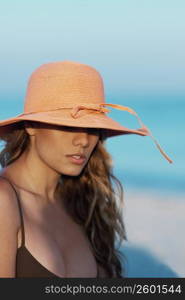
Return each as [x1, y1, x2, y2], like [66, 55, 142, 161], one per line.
[60, 167, 84, 177]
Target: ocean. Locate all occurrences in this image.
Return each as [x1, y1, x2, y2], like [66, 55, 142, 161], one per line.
[105, 96, 185, 196]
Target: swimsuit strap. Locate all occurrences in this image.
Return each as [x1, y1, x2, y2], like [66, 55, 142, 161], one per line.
[0, 175, 25, 246]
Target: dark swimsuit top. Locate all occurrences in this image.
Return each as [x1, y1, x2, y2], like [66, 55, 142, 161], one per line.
[0, 175, 100, 278]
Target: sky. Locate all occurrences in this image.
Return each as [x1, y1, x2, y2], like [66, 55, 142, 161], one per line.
[0, 0, 185, 100]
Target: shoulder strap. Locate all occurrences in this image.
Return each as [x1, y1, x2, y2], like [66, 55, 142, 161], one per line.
[0, 175, 25, 247]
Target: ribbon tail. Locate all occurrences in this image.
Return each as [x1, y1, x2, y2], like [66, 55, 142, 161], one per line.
[134, 113, 173, 164]
[146, 129, 173, 164]
[101, 103, 137, 115]
[101, 103, 173, 164]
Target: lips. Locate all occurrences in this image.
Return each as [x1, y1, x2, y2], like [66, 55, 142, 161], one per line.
[66, 153, 86, 165]
[66, 153, 86, 159]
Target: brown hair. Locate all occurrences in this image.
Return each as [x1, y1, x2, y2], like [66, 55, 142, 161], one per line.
[0, 121, 127, 277]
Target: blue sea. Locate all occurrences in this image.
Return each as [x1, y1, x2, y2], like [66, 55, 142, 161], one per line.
[106, 94, 185, 196]
[0, 94, 184, 196]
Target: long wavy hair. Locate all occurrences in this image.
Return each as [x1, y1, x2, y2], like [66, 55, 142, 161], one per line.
[0, 121, 127, 277]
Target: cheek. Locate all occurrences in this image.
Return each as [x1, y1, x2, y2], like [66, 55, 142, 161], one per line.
[35, 133, 63, 162]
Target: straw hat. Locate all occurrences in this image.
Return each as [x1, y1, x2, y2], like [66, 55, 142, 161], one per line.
[0, 61, 172, 163]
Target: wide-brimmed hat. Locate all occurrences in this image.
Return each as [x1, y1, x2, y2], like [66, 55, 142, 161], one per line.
[0, 61, 172, 163]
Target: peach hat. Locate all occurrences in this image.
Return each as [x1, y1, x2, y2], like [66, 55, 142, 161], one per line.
[0, 61, 172, 163]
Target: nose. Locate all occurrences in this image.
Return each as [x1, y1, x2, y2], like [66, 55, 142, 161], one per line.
[73, 130, 90, 147]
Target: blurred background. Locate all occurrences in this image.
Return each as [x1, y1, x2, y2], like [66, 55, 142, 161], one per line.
[0, 0, 184, 277]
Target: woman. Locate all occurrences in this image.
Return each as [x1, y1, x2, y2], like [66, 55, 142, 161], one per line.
[0, 61, 172, 278]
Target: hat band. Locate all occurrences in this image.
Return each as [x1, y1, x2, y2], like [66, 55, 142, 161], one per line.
[21, 102, 173, 164]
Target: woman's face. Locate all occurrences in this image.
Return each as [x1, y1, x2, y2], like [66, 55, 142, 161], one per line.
[26, 123, 101, 176]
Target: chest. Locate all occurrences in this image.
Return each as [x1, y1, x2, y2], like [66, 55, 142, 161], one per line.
[17, 200, 98, 277]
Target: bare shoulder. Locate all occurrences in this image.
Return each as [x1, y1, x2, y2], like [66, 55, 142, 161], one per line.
[0, 176, 21, 235]
[0, 177, 21, 277]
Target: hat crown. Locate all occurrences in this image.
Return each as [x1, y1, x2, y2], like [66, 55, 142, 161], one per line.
[24, 61, 105, 113]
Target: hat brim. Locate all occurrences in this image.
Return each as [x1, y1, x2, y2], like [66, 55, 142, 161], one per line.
[0, 110, 148, 138]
